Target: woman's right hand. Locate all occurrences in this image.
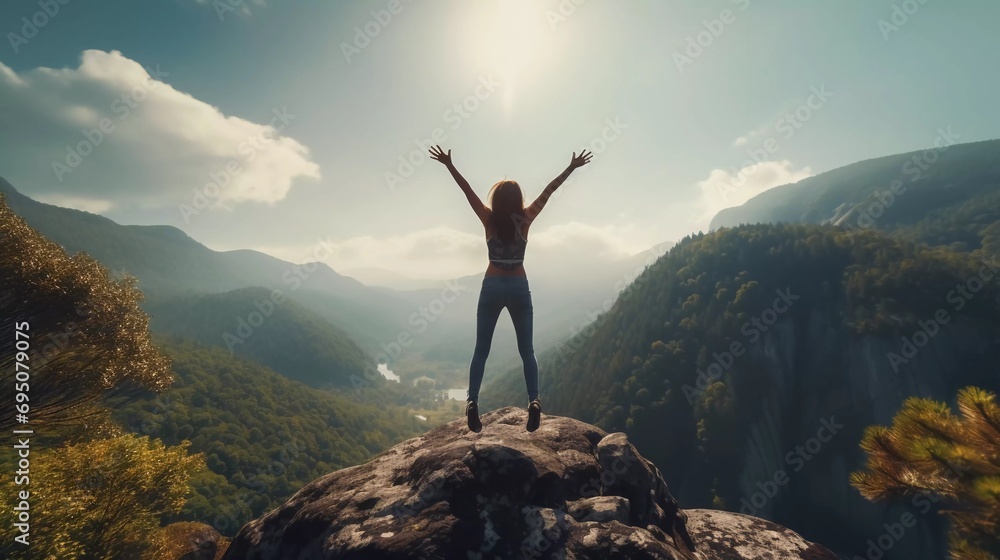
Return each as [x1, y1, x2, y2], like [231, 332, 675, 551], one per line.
[569, 150, 593, 170]
[429, 145, 453, 166]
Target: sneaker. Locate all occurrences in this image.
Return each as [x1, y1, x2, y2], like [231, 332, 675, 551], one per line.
[526, 399, 542, 432]
[466, 400, 482, 433]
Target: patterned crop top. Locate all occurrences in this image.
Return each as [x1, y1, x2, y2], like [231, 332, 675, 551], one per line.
[486, 228, 528, 270]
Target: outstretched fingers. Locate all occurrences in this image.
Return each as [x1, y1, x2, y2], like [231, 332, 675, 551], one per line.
[571, 149, 593, 168]
[429, 144, 451, 163]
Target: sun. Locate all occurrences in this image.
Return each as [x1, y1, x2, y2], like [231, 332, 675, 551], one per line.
[458, 0, 551, 118]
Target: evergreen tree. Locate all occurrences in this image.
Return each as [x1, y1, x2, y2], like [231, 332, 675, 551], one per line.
[851, 387, 1000, 559]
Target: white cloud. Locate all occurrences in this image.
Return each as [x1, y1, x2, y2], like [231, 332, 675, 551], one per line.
[529, 221, 642, 262]
[732, 122, 770, 147]
[693, 160, 813, 228]
[224, 221, 651, 280]
[0, 50, 320, 213]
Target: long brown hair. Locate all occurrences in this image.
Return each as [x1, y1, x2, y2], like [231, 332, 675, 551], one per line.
[486, 180, 528, 243]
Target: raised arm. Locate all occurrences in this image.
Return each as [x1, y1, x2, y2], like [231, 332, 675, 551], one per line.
[525, 150, 592, 221]
[429, 145, 490, 226]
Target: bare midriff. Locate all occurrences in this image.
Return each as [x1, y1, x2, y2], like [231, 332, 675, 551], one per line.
[485, 262, 527, 277]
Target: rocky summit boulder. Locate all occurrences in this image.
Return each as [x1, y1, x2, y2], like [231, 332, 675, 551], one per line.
[222, 406, 837, 560]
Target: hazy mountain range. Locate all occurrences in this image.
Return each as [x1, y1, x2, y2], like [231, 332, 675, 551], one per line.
[0, 176, 672, 391]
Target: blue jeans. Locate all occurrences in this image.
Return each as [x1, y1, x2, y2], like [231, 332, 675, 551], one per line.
[468, 275, 539, 403]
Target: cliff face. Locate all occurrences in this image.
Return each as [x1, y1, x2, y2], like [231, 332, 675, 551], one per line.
[222, 407, 837, 560]
[721, 306, 997, 559]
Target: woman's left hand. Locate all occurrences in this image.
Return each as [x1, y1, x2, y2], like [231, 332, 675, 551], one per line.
[429, 145, 453, 166]
[569, 150, 593, 170]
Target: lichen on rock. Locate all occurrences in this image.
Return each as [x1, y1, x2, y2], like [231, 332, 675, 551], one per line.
[222, 406, 836, 560]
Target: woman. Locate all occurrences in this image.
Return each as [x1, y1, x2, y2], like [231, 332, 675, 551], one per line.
[429, 145, 593, 433]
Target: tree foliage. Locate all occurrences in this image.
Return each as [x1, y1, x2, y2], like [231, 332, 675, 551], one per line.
[850, 387, 1000, 559]
[0, 193, 171, 433]
[483, 222, 1000, 506]
[114, 336, 426, 535]
[142, 287, 379, 389]
[0, 434, 204, 560]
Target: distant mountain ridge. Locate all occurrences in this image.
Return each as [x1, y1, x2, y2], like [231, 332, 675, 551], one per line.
[485, 139, 1000, 559]
[0, 178, 427, 358]
[710, 138, 1000, 231]
[143, 287, 379, 389]
[1, 177, 677, 391]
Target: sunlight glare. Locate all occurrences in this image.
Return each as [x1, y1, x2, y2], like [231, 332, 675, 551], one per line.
[459, 0, 550, 118]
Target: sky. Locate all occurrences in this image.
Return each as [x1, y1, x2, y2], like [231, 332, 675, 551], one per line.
[1, 0, 998, 281]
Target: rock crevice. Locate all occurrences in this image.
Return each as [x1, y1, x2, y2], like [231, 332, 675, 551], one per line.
[223, 407, 836, 560]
